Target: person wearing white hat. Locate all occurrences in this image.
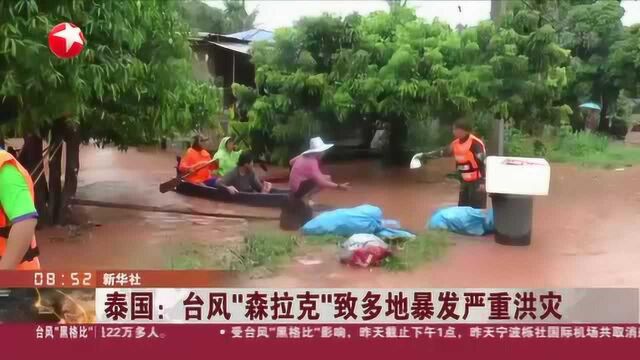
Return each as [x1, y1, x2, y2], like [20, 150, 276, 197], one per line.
[288, 137, 351, 200]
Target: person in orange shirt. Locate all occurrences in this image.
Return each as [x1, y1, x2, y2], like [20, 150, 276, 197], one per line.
[417, 118, 487, 209]
[179, 135, 219, 187]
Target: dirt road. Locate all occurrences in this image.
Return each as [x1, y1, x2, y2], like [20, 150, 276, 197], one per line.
[37, 145, 640, 287]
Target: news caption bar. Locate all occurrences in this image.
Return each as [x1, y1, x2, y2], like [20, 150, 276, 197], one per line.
[94, 288, 638, 324]
[1, 271, 639, 324]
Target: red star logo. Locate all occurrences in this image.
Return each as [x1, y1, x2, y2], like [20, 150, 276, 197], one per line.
[48, 22, 85, 59]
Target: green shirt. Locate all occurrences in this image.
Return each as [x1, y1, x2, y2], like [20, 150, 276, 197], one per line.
[0, 162, 37, 223]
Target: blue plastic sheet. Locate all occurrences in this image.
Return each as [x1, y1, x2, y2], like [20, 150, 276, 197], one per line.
[302, 204, 415, 239]
[428, 206, 495, 236]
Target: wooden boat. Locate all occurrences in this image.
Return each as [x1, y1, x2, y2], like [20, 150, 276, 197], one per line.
[175, 181, 290, 208]
[173, 156, 290, 207]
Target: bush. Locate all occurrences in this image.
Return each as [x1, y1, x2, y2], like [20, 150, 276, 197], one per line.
[383, 232, 450, 271]
[229, 232, 299, 271]
[554, 131, 609, 157]
[505, 127, 532, 156]
[610, 119, 628, 140]
[533, 140, 547, 156]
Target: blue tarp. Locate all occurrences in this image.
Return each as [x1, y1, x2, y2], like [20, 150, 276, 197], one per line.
[428, 206, 495, 236]
[302, 205, 415, 240]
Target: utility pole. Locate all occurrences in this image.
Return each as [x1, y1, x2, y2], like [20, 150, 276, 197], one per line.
[490, 0, 507, 21]
[488, 0, 507, 156]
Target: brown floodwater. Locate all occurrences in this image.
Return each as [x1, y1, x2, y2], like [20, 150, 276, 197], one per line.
[37, 145, 640, 287]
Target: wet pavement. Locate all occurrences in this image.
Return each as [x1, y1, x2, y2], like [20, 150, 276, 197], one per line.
[38, 145, 640, 287]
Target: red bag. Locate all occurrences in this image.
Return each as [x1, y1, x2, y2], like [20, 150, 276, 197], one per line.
[345, 245, 391, 268]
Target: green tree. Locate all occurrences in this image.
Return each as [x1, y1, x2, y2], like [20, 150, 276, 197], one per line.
[516, 0, 627, 132]
[239, 5, 570, 165]
[181, 0, 258, 34]
[181, 0, 228, 33]
[0, 0, 220, 225]
[386, 0, 408, 11]
[559, 0, 625, 132]
[223, 0, 259, 33]
[609, 24, 640, 98]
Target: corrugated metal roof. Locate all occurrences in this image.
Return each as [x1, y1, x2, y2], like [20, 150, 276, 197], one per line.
[209, 41, 251, 54]
[225, 29, 274, 42]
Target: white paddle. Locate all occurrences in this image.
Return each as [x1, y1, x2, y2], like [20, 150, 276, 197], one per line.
[410, 153, 423, 169]
[410, 149, 442, 169]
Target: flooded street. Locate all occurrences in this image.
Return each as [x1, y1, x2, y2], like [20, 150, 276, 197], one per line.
[37, 145, 640, 287]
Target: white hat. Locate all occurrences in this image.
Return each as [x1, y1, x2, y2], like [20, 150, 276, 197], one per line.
[301, 137, 334, 155]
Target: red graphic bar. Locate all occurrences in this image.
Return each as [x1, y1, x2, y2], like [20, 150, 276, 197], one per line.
[0, 271, 233, 288]
[5, 324, 640, 359]
[95, 270, 233, 288]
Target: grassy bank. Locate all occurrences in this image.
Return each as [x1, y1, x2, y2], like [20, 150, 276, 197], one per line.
[383, 232, 450, 271]
[548, 143, 640, 168]
[169, 230, 450, 273]
[506, 130, 640, 168]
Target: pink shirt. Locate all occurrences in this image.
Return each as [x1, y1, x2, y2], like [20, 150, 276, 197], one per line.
[289, 155, 334, 192]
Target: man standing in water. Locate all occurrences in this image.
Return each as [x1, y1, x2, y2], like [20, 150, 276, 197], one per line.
[0, 148, 40, 270]
[419, 119, 487, 209]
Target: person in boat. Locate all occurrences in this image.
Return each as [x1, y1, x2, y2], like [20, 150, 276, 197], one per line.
[289, 137, 351, 205]
[417, 118, 487, 209]
[213, 136, 241, 177]
[178, 134, 219, 187]
[217, 152, 273, 195]
[0, 148, 40, 270]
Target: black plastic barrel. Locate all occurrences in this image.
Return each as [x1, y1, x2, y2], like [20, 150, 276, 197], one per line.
[490, 194, 533, 246]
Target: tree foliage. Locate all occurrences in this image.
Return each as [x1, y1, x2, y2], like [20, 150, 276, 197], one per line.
[181, 0, 258, 34]
[0, 0, 221, 225]
[0, 0, 220, 146]
[609, 24, 640, 97]
[517, 0, 629, 131]
[181, 0, 228, 34]
[237, 5, 572, 164]
[222, 0, 258, 33]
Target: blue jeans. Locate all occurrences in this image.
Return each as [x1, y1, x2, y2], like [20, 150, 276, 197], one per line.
[202, 178, 218, 187]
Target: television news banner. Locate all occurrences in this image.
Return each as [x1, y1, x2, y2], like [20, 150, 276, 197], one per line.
[2, 271, 640, 351]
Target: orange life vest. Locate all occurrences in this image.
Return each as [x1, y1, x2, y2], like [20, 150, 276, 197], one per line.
[179, 148, 217, 184]
[0, 150, 40, 270]
[451, 134, 486, 183]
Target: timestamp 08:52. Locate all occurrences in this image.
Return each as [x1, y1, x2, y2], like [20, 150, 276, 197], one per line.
[33, 272, 94, 288]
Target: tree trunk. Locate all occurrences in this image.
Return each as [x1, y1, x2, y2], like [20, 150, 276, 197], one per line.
[48, 120, 65, 224]
[490, 0, 507, 21]
[384, 118, 408, 166]
[60, 126, 81, 225]
[160, 138, 167, 150]
[19, 135, 50, 227]
[359, 116, 375, 149]
[598, 96, 611, 133]
[487, 118, 504, 156]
